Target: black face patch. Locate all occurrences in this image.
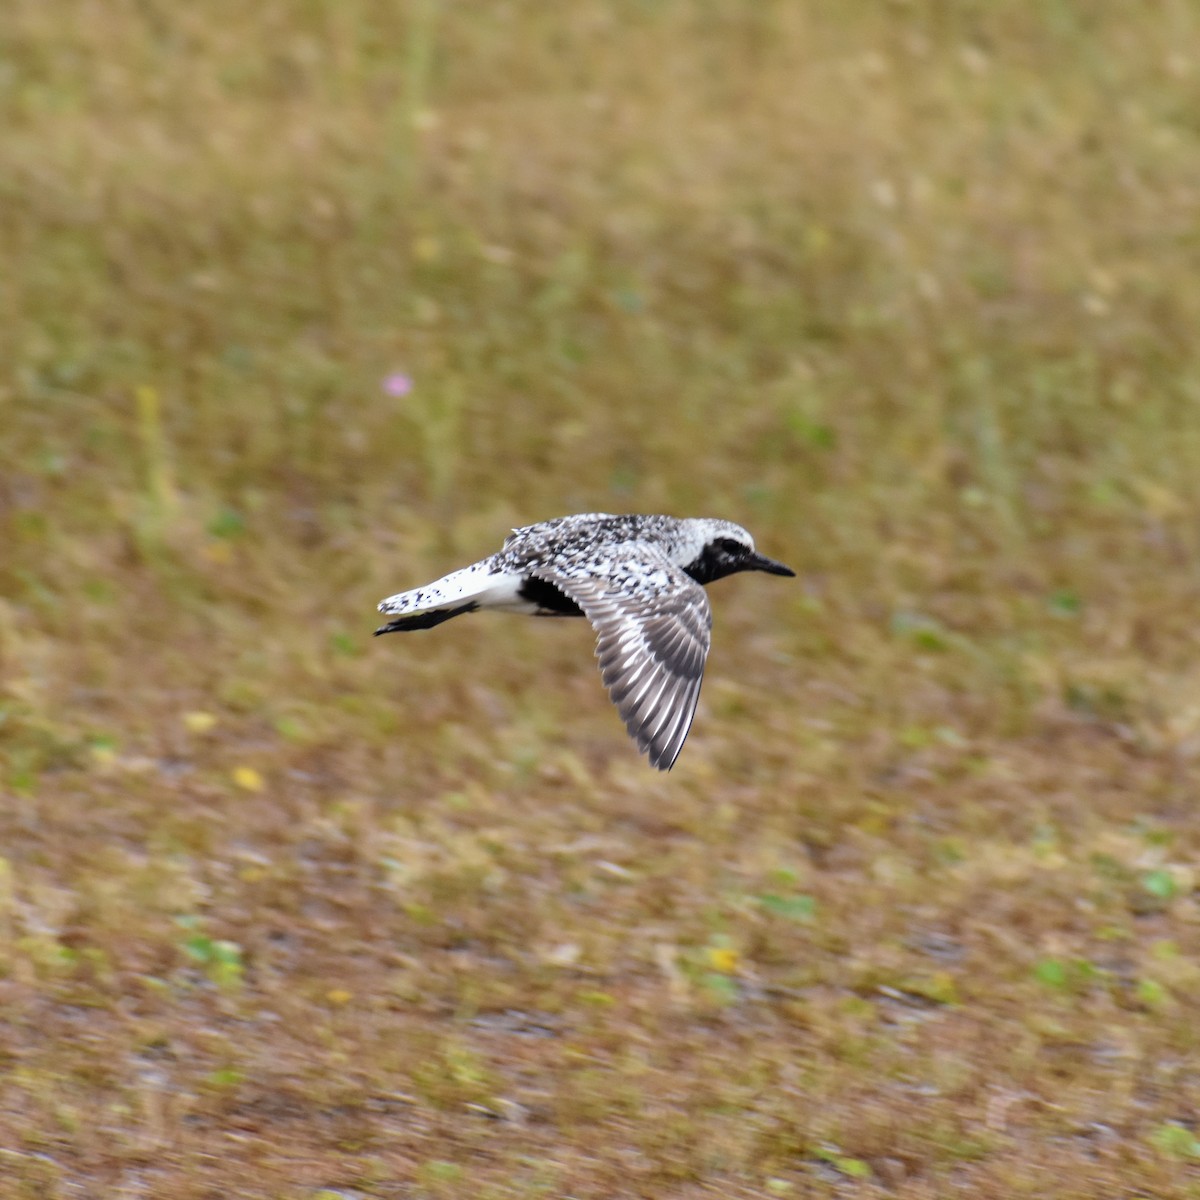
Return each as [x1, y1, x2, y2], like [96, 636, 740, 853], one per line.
[518, 575, 585, 616]
[682, 542, 745, 586]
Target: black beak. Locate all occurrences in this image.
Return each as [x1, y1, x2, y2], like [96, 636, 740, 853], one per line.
[744, 551, 796, 577]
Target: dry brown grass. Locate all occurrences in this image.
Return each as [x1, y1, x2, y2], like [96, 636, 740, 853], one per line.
[4, 1, 1200, 1196]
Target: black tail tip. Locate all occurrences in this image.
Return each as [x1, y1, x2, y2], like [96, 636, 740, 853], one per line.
[372, 601, 479, 637]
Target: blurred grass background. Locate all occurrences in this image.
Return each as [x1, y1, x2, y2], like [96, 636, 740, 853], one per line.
[4, 1, 1200, 1196]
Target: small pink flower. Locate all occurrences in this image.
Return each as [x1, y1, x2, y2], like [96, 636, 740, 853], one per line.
[383, 372, 413, 397]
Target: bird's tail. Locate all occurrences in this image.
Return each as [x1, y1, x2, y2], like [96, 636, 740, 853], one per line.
[374, 600, 478, 635]
[374, 563, 499, 636]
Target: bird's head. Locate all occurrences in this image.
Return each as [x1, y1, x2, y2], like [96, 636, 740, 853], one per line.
[682, 520, 796, 585]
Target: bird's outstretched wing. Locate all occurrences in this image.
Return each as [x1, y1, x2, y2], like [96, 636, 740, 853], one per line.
[531, 546, 712, 771]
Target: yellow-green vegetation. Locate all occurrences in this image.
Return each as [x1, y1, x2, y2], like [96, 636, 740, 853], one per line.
[4, 1, 1200, 1196]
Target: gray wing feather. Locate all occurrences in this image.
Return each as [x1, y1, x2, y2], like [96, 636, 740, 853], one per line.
[531, 549, 712, 771]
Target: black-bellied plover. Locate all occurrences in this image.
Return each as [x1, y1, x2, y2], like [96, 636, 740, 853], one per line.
[375, 514, 795, 770]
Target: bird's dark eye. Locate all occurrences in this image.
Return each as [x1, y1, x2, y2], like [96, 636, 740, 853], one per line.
[716, 538, 744, 556]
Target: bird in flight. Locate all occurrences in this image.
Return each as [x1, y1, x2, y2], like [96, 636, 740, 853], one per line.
[375, 513, 794, 770]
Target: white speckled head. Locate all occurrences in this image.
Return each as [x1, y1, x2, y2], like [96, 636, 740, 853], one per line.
[670, 518, 755, 565]
[673, 518, 794, 583]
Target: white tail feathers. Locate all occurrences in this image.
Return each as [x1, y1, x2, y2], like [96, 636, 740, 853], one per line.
[377, 560, 525, 617]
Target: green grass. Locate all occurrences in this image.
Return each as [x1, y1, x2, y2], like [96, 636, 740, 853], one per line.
[4, 1, 1200, 1195]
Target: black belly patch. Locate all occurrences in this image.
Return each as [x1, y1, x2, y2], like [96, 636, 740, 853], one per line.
[518, 575, 584, 616]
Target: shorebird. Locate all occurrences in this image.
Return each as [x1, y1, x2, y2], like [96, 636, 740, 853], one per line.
[375, 514, 795, 770]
